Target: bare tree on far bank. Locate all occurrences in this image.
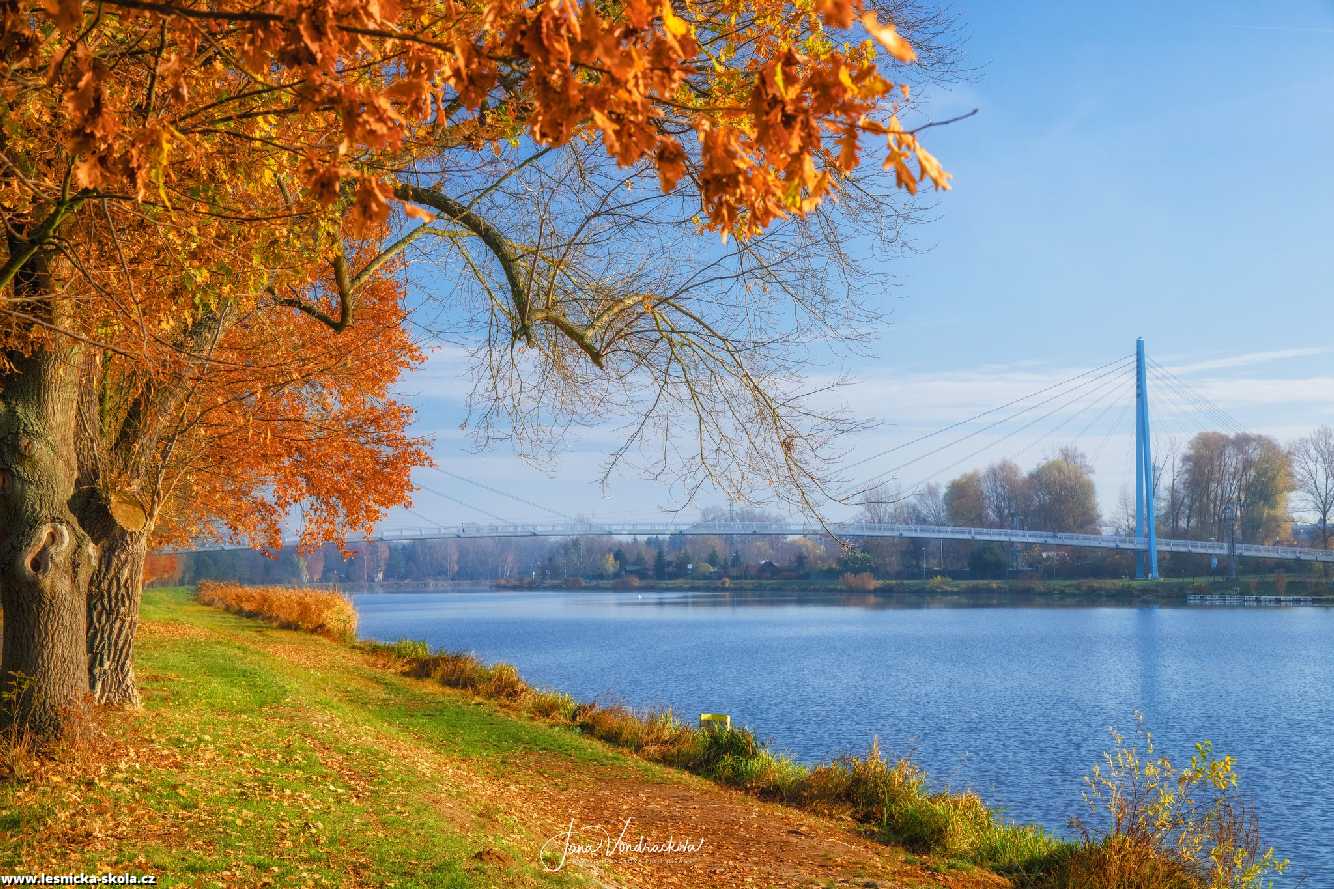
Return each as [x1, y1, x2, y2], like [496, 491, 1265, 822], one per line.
[1290, 426, 1334, 571]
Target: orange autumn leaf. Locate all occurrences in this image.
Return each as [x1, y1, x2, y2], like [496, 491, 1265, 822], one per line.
[861, 12, 918, 64]
[661, 0, 691, 39]
[814, 0, 856, 29]
[401, 201, 436, 223]
[914, 143, 952, 190]
[656, 138, 688, 193]
[348, 178, 393, 236]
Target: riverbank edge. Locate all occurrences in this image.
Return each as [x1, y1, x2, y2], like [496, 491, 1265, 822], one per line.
[332, 574, 1334, 604]
[197, 582, 1075, 882]
[2, 586, 1014, 888]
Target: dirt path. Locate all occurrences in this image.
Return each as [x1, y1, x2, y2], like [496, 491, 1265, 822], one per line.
[489, 755, 1007, 889]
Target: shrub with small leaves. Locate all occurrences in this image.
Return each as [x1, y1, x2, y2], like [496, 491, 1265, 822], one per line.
[1070, 717, 1287, 889]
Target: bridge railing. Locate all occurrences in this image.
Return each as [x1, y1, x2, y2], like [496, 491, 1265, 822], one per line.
[1235, 542, 1331, 562]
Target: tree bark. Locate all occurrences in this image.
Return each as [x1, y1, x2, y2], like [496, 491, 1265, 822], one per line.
[87, 527, 147, 706]
[1, 229, 95, 738]
[1321, 519, 1329, 579]
[0, 347, 94, 737]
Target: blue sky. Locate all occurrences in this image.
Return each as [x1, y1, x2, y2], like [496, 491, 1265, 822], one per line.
[386, 0, 1334, 530]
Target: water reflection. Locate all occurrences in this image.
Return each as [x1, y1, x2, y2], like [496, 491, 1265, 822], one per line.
[1135, 607, 1160, 712]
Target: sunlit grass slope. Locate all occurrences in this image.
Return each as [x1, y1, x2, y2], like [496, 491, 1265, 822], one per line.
[0, 588, 1010, 889]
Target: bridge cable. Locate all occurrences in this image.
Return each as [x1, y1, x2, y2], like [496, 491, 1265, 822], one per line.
[1138, 372, 1208, 440]
[1147, 360, 1246, 436]
[1144, 371, 1228, 442]
[896, 361, 1135, 494]
[1008, 361, 1133, 463]
[426, 466, 577, 521]
[1155, 375, 1245, 439]
[1088, 400, 1134, 470]
[839, 353, 1135, 473]
[403, 507, 447, 528]
[851, 357, 1134, 498]
[414, 481, 514, 523]
[1148, 376, 1243, 448]
[1145, 365, 1237, 436]
[847, 356, 1135, 499]
[1066, 368, 1133, 448]
[855, 356, 1134, 484]
[1152, 359, 1245, 433]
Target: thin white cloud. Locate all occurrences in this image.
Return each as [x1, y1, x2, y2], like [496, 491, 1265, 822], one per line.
[1185, 376, 1334, 408]
[1225, 24, 1334, 34]
[396, 344, 476, 400]
[1163, 347, 1328, 375]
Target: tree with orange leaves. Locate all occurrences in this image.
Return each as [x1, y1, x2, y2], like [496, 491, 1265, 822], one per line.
[78, 255, 427, 706]
[1, 0, 953, 735]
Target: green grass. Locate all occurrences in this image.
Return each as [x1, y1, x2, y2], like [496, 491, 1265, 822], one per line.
[0, 588, 610, 888]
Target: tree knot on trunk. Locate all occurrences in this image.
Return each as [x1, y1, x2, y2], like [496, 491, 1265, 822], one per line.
[19, 521, 71, 584]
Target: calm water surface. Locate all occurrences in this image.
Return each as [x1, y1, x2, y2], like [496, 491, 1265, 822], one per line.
[352, 589, 1334, 881]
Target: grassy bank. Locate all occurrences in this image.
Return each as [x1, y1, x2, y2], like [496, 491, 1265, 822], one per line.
[1, 586, 1286, 888]
[225, 583, 1290, 889]
[169, 584, 1075, 878]
[0, 587, 1013, 888]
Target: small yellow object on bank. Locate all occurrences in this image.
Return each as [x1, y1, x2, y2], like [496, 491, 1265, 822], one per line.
[699, 713, 731, 731]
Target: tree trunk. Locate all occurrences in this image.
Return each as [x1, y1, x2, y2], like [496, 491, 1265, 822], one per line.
[0, 348, 94, 737]
[1321, 519, 1329, 579]
[87, 527, 147, 706]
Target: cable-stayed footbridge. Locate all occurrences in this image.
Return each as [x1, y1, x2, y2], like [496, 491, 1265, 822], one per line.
[182, 339, 1334, 569]
[357, 520, 1333, 565]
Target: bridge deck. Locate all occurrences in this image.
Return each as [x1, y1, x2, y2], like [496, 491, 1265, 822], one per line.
[173, 521, 1334, 563]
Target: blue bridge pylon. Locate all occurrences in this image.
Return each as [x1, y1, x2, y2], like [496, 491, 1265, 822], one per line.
[1134, 337, 1160, 579]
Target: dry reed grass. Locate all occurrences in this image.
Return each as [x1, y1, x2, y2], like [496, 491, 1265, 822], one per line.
[840, 571, 878, 592]
[196, 582, 357, 641]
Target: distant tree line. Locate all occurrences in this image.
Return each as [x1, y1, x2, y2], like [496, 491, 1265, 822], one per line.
[855, 446, 1105, 579]
[172, 506, 850, 586]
